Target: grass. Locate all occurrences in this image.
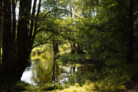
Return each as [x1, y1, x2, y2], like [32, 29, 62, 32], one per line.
[19, 82, 96, 92]
[52, 84, 95, 92]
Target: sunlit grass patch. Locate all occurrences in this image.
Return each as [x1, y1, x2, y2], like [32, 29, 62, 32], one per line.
[51, 82, 96, 92]
[91, 67, 131, 92]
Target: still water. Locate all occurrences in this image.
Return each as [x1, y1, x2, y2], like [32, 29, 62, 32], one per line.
[21, 60, 93, 87]
[21, 62, 37, 86]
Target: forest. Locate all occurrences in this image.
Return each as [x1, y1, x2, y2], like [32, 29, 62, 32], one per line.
[0, 0, 138, 92]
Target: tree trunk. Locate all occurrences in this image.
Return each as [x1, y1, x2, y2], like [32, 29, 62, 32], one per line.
[76, 43, 83, 54]
[1, 0, 19, 83]
[2, 0, 12, 63]
[0, 0, 42, 85]
[71, 42, 76, 53]
[12, 0, 16, 41]
[127, 0, 135, 63]
[29, 0, 37, 40]
[1, 0, 32, 82]
[52, 0, 59, 82]
[16, 0, 32, 79]
[0, 0, 3, 63]
[1, 0, 17, 80]
[52, 36, 59, 81]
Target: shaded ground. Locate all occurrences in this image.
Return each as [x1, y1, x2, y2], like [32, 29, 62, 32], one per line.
[124, 80, 138, 92]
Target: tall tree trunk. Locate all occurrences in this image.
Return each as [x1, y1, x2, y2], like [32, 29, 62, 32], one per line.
[2, 0, 12, 63]
[127, 0, 135, 63]
[52, 43, 56, 81]
[0, 0, 3, 63]
[76, 43, 83, 53]
[1, 0, 19, 84]
[71, 42, 76, 53]
[1, 0, 15, 81]
[0, 0, 42, 85]
[52, 0, 59, 82]
[28, 0, 42, 55]
[27, 0, 37, 58]
[29, 0, 37, 40]
[69, 0, 76, 53]
[12, 0, 16, 41]
[16, 0, 32, 79]
[52, 37, 59, 81]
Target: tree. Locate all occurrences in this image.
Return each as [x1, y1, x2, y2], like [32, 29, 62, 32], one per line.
[127, 0, 135, 63]
[1, 0, 42, 83]
[1, 0, 32, 81]
[0, 0, 3, 63]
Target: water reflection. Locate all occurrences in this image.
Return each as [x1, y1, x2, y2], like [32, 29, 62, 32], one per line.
[21, 60, 93, 87]
[21, 67, 33, 84]
[21, 62, 37, 86]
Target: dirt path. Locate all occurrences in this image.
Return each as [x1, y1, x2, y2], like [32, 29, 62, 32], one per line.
[124, 82, 138, 92]
[124, 89, 138, 92]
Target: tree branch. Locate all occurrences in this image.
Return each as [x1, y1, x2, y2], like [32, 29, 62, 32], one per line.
[34, 28, 53, 34]
[32, 34, 53, 49]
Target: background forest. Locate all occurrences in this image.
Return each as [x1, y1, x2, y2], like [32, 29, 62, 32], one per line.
[0, 0, 138, 92]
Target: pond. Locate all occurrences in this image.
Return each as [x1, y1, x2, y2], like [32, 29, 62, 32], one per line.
[21, 59, 94, 88]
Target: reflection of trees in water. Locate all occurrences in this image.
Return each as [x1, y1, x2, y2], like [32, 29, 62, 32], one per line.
[32, 61, 52, 84]
[57, 65, 93, 85]
[32, 60, 60, 84]
[31, 60, 94, 86]
[67, 65, 94, 85]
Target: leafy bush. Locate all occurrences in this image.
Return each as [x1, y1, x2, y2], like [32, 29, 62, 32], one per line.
[57, 53, 87, 65]
[39, 83, 55, 91]
[14, 81, 29, 91]
[93, 67, 131, 92]
[39, 83, 64, 91]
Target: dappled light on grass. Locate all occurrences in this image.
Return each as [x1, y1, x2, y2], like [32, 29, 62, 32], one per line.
[51, 83, 96, 92]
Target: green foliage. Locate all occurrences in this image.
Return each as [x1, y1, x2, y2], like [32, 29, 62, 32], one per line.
[100, 68, 130, 91]
[39, 83, 55, 91]
[57, 53, 88, 65]
[54, 83, 65, 90]
[13, 81, 30, 91]
[38, 83, 64, 91]
[76, 65, 131, 92]
[125, 62, 138, 79]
